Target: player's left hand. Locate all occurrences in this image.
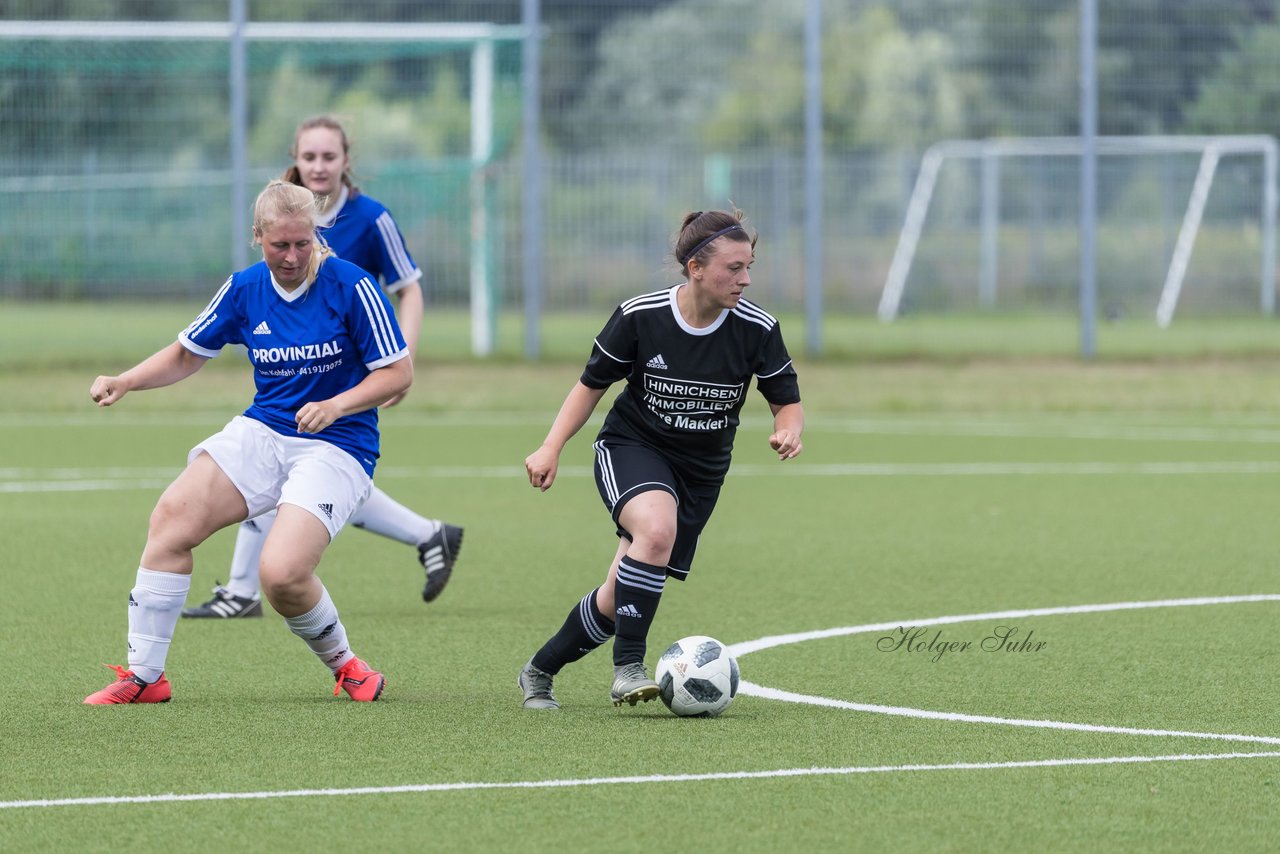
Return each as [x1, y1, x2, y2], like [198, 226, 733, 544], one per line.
[768, 430, 803, 461]
[295, 400, 341, 434]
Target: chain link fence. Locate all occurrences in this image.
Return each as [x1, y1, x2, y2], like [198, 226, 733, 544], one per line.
[3, 1, 1279, 328]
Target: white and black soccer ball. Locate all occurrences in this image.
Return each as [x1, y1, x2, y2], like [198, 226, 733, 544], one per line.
[655, 635, 739, 717]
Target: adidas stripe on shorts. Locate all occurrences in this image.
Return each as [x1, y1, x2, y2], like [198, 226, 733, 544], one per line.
[591, 436, 723, 581]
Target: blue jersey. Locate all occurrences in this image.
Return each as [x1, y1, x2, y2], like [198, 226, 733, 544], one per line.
[179, 256, 409, 475]
[318, 187, 421, 294]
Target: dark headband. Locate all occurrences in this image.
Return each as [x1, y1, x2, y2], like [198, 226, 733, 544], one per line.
[679, 224, 745, 265]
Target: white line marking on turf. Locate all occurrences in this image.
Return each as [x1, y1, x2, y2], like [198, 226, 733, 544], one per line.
[821, 418, 1280, 445]
[729, 595, 1280, 745]
[9, 462, 1280, 493]
[740, 683, 1280, 745]
[722, 461, 1280, 477]
[6, 595, 1277, 811]
[12, 412, 1280, 444]
[3, 751, 1277, 810]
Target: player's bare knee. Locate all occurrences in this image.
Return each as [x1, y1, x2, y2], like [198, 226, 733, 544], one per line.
[628, 519, 677, 561]
[146, 499, 203, 553]
[258, 557, 306, 597]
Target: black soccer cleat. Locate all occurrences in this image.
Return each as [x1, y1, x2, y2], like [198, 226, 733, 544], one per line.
[181, 584, 263, 619]
[419, 523, 464, 603]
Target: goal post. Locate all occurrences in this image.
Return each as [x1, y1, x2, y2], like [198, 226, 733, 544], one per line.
[0, 18, 526, 356]
[877, 135, 1279, 325]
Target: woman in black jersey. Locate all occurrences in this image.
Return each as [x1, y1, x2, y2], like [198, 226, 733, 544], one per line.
[519, 208, 805, 710]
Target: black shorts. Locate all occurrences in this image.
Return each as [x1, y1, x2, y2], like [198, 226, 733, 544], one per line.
[592, 438, 723, 580]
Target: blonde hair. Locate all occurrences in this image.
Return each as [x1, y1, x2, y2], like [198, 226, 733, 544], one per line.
[252, 179, 332, 283]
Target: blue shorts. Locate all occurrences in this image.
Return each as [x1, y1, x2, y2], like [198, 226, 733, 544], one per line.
[591, 438, 723, 580]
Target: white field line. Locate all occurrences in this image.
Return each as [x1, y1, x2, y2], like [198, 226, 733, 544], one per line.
[0, 412, 559, 429]
[728, 594, 1280, 656]
[821, 418, 1280, 444]
[8, 461, 1280, 493]
[740, 683, 1280, 746]
[10, 411, 1280, 444]
[3, 751, 1278, 811]
[730, 595, 1280, 745]
[4, 596, 1277, 811]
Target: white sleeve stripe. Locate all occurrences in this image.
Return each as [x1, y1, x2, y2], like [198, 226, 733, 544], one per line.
[757, 359, 793, 379]
[365, 349, 409, 371]
[732, 309, 775, 332]
[619, 288, 668, 310]
[593, 338, 632, 364]
[178, 337, 220, 359]
[383, 269, 424, 294]
[360, 276, 400, 357]
[375, 211, 417, 283]
[620, 293, 669, 314]
[181, 276, 233, 339]
[738, 297, 776, 320]
[733, 300, 777, 328]
[355, 276, 398, 358]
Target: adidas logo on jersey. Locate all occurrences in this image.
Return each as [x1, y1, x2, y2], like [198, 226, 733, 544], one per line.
[318, 503, 334, 519]
[645, 354, 668, 370]
[252, 321, 272, 335]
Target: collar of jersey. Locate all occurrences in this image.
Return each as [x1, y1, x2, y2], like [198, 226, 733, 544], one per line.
[669, 284, 728, 336]
[270, 270, 315, 302]
[317, 184, 350, 229]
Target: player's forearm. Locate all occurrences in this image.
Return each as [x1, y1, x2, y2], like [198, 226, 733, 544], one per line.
[541, 381, 606, 452]
[394, 283, 424, 360]
[329, 357, 414, 415]
[120, 342, 208, 391]
[770, 401, 805, 437]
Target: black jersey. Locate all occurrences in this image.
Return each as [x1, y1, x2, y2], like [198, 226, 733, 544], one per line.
[581, 284, 801, 484]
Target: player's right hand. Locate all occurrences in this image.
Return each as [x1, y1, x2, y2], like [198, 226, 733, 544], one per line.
[90, 376, 125, 407]
[524, 446, 560, 492]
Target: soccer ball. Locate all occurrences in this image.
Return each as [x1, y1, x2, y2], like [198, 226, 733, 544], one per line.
[655, 635, 739, 717]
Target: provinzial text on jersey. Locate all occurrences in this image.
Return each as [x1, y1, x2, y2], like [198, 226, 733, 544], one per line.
[251, 340, 344, 363]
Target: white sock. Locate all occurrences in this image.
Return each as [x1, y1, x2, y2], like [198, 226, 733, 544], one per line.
[284, 585, 354, 674]
[127, 568, 191, 683]
[225, 513, 273, 599]
[349, 486, 439, 546]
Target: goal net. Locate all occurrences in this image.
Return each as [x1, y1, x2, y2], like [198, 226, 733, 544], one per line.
[876, 135, 1278, 325]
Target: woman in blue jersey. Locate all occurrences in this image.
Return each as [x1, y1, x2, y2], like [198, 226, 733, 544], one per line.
[182, 115, 463, 621]
[84, 180, 411, 704]
[518, 208, 805, 710]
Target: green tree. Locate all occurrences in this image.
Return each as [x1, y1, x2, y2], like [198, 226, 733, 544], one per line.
[570, 0, 986, 153]
[1184, 23, 1280, 138]
[705, 5, 987, 151]
[970, 0, 1266, 136]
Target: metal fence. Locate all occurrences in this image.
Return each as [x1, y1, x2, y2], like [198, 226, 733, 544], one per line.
[3, 1, 1280, 342]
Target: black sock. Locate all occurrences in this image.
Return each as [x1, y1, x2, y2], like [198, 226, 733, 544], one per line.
[531, 588, 615, 675]
[613, 557, 666, 666]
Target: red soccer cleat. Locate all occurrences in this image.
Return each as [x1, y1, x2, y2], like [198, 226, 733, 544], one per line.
[333, 657, 385, 702]
[83, 664, 172, 705]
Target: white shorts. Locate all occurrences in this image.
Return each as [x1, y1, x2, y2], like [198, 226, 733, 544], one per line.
[189, 415, 372, 540]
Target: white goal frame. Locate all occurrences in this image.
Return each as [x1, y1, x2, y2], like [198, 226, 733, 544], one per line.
[877, 135, 1279, 326]
[0, 18, 526, 355]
